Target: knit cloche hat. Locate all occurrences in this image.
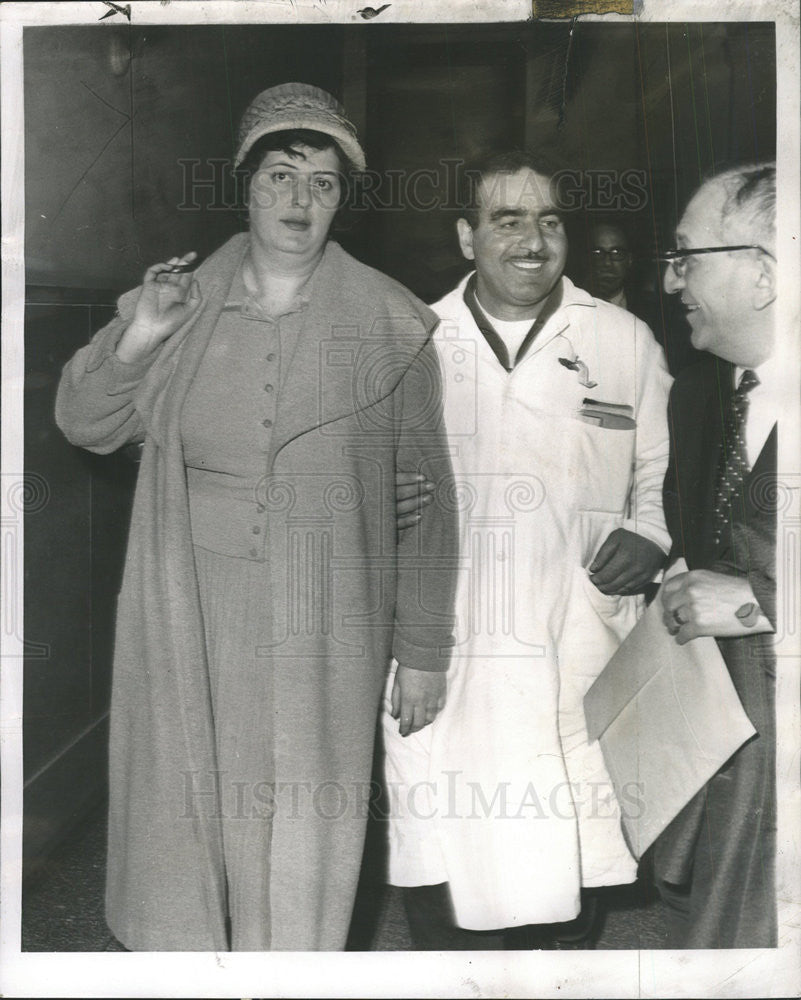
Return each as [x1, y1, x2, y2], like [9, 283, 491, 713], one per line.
[234, 82, 366, 172]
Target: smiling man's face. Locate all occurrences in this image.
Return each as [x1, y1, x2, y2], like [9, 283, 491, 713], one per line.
[457, 168, 568, 321]
[664, 183, 770, 366]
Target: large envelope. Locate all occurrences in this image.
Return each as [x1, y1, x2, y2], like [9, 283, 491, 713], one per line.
[583, 559, 756, 859]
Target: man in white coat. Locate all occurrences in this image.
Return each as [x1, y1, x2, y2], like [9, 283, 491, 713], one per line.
[383, 150, 673, 948]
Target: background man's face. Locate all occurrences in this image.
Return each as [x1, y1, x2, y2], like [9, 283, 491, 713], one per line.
[457, 168, 568, 321]
[665, 184, 763, 365]
[588, 224, 631, 300]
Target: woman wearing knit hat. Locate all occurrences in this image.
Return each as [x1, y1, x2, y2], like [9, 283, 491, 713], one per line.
[55, 83, 457, 951]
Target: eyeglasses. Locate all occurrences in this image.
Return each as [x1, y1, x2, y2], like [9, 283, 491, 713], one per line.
[590, 248, 630, 261]
[654, 244, 768, 277]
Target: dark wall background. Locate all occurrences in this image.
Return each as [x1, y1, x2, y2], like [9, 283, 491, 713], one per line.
[23, 20, 776, 871]
[23, 291, 135, 873]
[24, 24, 347, 287]
[24, 22, 776, 294]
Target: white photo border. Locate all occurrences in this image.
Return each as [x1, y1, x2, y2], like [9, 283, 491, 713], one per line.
[1, 1, 799, 997]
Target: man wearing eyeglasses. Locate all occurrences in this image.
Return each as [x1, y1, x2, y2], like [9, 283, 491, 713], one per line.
[587, 221, 633, 308]
[652, 163, 778, 948]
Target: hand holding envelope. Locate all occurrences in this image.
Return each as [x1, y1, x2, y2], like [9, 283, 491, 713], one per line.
[661, 567, 774, 642]
[583, 559, 756, 859]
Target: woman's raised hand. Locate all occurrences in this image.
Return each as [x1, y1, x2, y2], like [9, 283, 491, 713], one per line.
[115, 253, 203, 364]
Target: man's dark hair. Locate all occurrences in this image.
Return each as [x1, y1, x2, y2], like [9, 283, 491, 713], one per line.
[588, 217, 632, 251]
[458, 149, 564, 228]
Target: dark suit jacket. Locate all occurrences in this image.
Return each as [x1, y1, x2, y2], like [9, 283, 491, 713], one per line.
[653, 356, 777, 948]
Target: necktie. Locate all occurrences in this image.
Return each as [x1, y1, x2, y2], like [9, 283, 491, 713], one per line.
[713, 369, 759, 545]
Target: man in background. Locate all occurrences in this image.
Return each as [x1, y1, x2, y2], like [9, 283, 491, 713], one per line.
[586, 219, 634, 308]
[583, 218, 706, 376]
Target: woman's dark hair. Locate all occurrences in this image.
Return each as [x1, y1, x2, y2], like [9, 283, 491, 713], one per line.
[234, 128, 355, 227]
[239, 128, 353, 177]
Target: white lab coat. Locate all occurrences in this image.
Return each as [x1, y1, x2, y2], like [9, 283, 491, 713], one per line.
[383, 274, 672, 930]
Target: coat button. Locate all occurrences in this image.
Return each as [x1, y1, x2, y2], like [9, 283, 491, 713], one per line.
[250, 547, 258, 558]
[262, 418, 273, 428]
[264, 384, 274, 393]
[256, 504, 265, 513]
[266, 352, 276, 362]
[252, 525, 261, 535]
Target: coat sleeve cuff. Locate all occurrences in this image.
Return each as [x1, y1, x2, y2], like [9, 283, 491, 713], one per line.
[105, 352, 155, 393]
[747, 573, 776, 629]
[710, 560, 777, 631]
[621, 518, 672, 555]
[82, 345, 153, 396]
[392, 631, 454, 672]
[84, 287, 143, 374]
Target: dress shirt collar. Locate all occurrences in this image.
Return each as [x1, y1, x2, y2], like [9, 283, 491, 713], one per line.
[734, 350, 780, 467]
[734, 349, 780, 395]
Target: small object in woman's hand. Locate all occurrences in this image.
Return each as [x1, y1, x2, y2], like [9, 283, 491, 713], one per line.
[167, 261, 195, 274]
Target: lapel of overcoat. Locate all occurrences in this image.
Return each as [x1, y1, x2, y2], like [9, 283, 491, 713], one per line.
[690, 358, 776, 567]
[671, 357, 777, 569]
[267, 241, 431, 469]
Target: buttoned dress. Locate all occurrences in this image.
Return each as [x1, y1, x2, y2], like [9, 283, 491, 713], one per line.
[383, 273, 672, 930]
[177, 269, 309, 948]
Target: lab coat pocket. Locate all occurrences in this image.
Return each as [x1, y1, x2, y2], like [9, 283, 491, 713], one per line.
[581, 566, 639, 639]
[558, 565, 639, 689]
[566, 418, 636, 515]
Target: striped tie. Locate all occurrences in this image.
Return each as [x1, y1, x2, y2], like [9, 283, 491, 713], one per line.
[713, 369, 759, 545]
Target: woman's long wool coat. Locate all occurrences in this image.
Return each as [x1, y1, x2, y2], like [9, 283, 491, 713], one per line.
[56, 234, 457, 950]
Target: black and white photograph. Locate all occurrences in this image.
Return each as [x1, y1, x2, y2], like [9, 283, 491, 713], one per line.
[1, 1, 799, 997]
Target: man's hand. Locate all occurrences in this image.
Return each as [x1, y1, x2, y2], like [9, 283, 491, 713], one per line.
[395, 471, 435, 530]
[661, 569, 773, 645]
[390, 665, 446, 737]
[588, 528, 665, 595]
[115, 252, 202, 364]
